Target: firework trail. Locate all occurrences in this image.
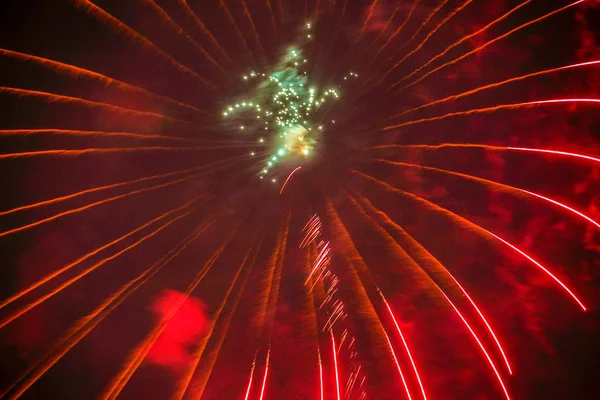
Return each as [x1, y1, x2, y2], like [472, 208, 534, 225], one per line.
[0, 1, 597, 399]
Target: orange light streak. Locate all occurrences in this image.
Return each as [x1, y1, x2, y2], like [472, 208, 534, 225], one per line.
[102, 228, 239, 400]
[72, 0, 216, 90]
[352, 170, 587, 310]
[0, 196, 202, 310]
[0, 208, 192, 330]
[0, 144, 250, 160]
[177, 0, 232, 62]
[182, 235, 265, 400]
[216, 0, 256, 62]
[383, 0, 474, 69]
[393, 59, 600, 119]
[241, 0, 266, 56]
[382, 98, 600, 131]
[0, 87, 190, 123]
[142, 0, 227, 75]
[360, 192, 513, 374]
[356, 0, 379, 43]
[351, 194, 510, 399]
[394, 0, 584, 93]
[377, 159, 600, 230]
[259, 348, 271, 400]
[0, 172, 198, 239]
[174, 233, 258, 400]
[372, 3, 402, 44]
[380, 293, 427, 399]
[265, 0, 278, 34]
[0, 164, 208, 218]
[1, 218, 215, 400]
[0, 48, 208, 115]
[390, 0, 533, 88]
[280, 166, 302, 194]
[364, 143, 600, 165]
[369, 0, 421, 65]
[0, 128, 201, 143]
[379, 0, 450, 81]
[331, 331, 342, 400]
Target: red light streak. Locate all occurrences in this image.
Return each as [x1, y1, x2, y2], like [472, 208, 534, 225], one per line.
[331, 331, 341, 400]
[259, 348, 270, 400]
[280, 166, 302, 194]
[243, 355, 257, 400]
[380, 294, 427, 400]
[319, 350, 325, 400]
[383, 328, 413, 400]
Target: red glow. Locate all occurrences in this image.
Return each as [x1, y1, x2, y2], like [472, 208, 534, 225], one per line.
[147, 290, 208, 371]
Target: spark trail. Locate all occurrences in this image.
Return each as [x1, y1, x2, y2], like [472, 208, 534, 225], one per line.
[392, 1, 585, 93]
[381, 99, 600, 131]
[352, 170, 587, 310]
[375, 158, 600, 230]
[71, 0, 217, 90]
[0, 48, 208, 115]
[0, 87, 191, 123]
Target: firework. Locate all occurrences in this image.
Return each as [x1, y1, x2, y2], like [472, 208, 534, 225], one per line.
[0, 1, 597, 399]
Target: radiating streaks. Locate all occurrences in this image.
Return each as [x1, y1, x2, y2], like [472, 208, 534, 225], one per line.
[186, 235, 263, 400]
[381, 98, 600, 131]
[173, 234, 262, 400]
[240, 0, 267, 57]
[0, 161, 216, 219]
[0, 87, 191, 124]
[0, 171, 199, 239]
[215, 0, 257, 62]
[376, 158, 600, 230]
[0, 216, 215, 400]
[0, 48, 209, 116]
[392, 1, 584, 93]
[356, 0, 379, 43]
[388, 0, 532, 89]
[177, 0, 233, 63]
[0, 128, 202, 143]
[258, 346, 271, 400]
[331, 331, 342, 400]
[379, 0, 451, 81]
[381, 322, 413, 400]
[348, 194, 510, 400]
[378, 290, 427, 399]
[264, 0, 278, 35]
[255, 215, 289, 338]
[372, 3, 402, 44]
[71, 0, 216, 90]
[0, 205, 194, 331]
[323, 199, 394, 370]
[140, 0, 227, 76]
[368, 0, 421, 66]
[0, 195, 204, 311]
[384, 0, 474, 70]
[391, 59, 600, 120]
[358, 194, 513, 374]
[0, 144, 256, 160]
[101, 224, 241, 400]
[364, 143, 600, 165]
[243, 354, 258, 400]
[352, 170, 587, 310]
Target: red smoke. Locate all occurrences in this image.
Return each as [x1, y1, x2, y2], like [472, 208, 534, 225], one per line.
[147, 289, 208, 372]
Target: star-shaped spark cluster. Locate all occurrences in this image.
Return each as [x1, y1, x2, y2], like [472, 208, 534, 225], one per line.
[222, 25, 358, 182]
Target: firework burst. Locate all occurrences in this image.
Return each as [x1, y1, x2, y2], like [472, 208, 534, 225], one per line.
[0, 1, 598, 399]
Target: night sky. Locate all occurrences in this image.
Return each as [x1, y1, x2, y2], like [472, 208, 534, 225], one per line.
[0, 0, 599, 399]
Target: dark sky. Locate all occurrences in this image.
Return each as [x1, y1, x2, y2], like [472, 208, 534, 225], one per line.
[0, 0, 599, 399]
